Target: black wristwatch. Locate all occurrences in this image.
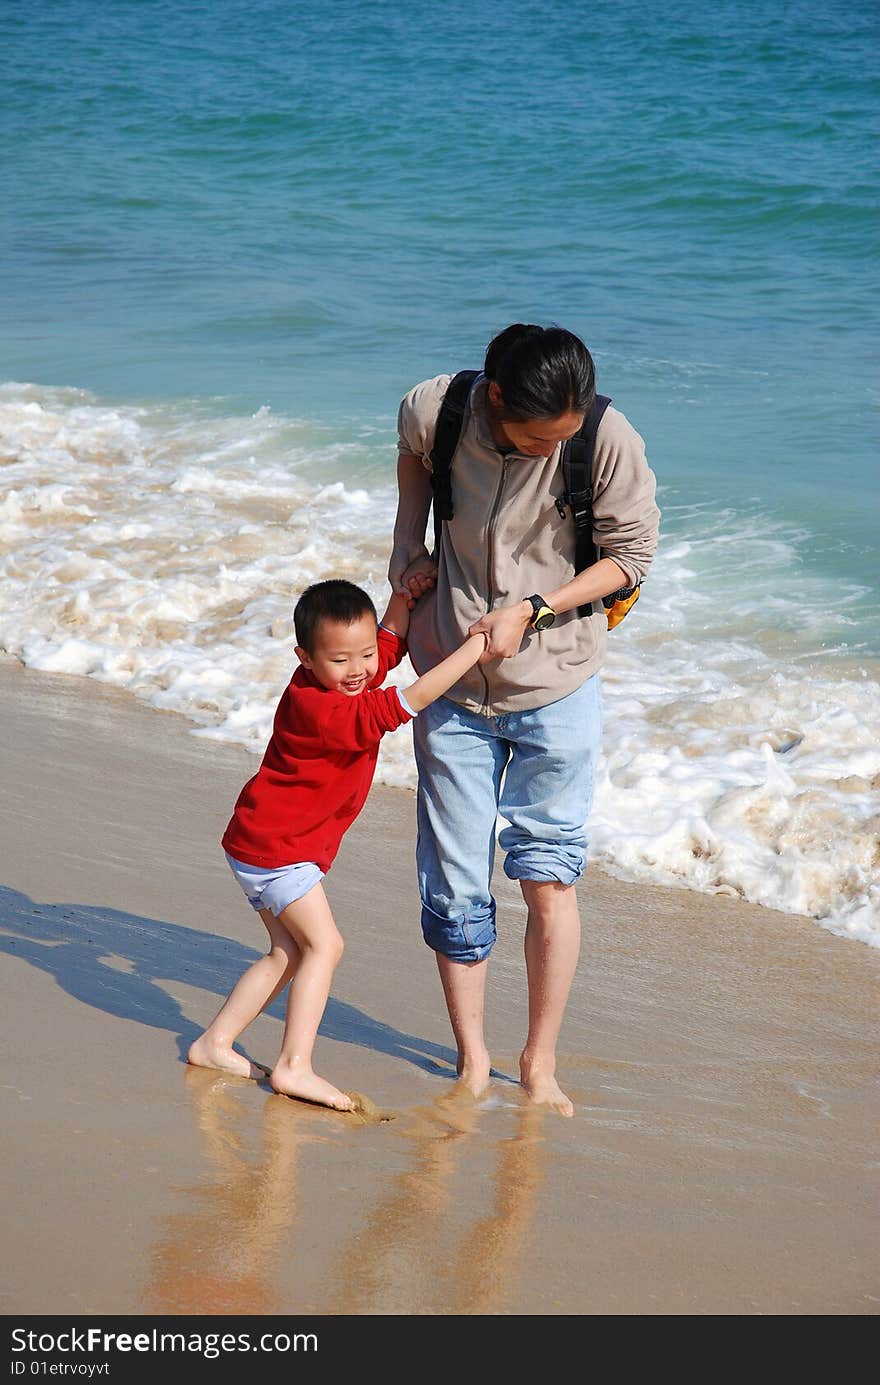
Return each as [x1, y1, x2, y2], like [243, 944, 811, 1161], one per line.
[525, 594, 557, 631]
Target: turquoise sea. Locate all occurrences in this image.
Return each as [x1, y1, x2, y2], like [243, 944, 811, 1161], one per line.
[2, 0, 878, 944]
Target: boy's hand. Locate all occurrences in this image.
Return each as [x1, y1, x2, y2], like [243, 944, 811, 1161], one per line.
[406, 568, 436, 604]
[389, 563, 434, 618]
[389, 545, 432, 599]
[402, 556, 437, 608]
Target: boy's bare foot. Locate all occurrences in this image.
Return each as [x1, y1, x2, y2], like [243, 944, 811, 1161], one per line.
[455, 1049, 492, 1099]
[270, 1060, 354, 1112]
[187, 1035, 266, 1081]
[520, 1056, 574, 1117]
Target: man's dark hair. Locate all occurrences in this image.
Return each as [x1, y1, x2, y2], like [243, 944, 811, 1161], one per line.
[483, 322, 595, 420]
[294, 579, 377, 653]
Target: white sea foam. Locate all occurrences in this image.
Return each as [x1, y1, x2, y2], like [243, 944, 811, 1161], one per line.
[1, 383, 878, 948]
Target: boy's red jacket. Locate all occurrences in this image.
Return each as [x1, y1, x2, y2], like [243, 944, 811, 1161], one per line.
[221, 627, 413, 872]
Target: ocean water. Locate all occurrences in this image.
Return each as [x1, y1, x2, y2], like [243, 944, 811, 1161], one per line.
[1, 0, 878, 946]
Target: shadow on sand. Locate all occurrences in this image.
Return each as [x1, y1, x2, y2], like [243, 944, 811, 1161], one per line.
[0, 884, 462, 1078]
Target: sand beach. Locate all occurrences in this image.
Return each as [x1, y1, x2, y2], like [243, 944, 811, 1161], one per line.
[1, 652, 877, 1318]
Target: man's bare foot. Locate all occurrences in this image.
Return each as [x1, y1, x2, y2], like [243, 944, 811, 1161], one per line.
[520, 1057, 574, 1117]
[187, 1035, 266, 1081]
[270, 1060, 354, 1112]
[455, 1049, 492, 1099]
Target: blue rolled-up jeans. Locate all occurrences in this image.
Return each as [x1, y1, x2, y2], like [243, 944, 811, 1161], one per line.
[412, 674, 602, 963]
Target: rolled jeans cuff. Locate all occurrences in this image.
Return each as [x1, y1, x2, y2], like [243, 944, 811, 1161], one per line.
[420, 898, 497, 963]
[502, 846, 586, 886]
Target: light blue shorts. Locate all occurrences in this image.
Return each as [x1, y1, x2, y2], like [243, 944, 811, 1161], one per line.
[224, 852, 324, 917]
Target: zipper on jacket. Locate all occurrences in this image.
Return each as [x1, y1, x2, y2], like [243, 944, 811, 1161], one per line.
[479, 457, 510, 714]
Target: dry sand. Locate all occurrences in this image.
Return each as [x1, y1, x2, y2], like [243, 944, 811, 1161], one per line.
[1, 654, 877, 1316]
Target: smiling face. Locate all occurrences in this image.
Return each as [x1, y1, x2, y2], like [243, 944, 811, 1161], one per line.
[486, 380, 584, 457]
[296, 613, 380, 696]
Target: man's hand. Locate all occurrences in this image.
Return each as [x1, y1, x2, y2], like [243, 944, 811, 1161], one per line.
[388, 545, 433, 599]
[396, 554, 437, 609]
[406, 566, 436, 607]
[468, 601, 532, 659]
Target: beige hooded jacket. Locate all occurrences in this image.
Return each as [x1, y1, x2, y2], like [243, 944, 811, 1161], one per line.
[397, 373, 660, 715]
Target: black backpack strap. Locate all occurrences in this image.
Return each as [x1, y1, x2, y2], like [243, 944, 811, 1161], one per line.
[560, 393, 611, 617]
[429, 369, 480, 553]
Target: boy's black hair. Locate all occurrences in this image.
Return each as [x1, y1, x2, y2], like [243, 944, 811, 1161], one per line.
[293, 579, 377, 653]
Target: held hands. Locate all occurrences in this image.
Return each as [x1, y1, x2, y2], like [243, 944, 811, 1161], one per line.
[380, 557, 438, 638]
[468, 601, 532, 659]
[400, 555, 438, 610]
[389, 547, 435, 601]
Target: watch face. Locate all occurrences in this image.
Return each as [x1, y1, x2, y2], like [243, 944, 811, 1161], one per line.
[532, 607, 556, 630]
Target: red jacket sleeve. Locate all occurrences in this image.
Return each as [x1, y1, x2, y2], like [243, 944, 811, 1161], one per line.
[292, 682, 413, 752]
[373, 625, 408, 680]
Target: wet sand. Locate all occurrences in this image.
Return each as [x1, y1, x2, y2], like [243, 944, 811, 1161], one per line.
[1, 654, 877, 1316]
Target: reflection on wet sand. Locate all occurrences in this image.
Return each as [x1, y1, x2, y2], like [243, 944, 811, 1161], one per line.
[149, 1072, 544, 1316]
[325, 1087, 545, 1315]
[146, 1067, 312, 1315]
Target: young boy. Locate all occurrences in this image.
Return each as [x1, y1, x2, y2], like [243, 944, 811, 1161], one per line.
[187, 576, 485, 1112]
